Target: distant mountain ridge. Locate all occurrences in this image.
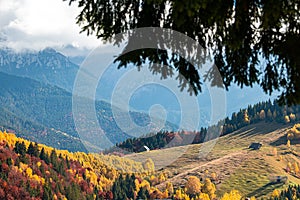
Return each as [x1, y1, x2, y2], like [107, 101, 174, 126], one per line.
[0, 71, 176, 152]
[0, 47, 204, 129]
[0, 47, 78, 91]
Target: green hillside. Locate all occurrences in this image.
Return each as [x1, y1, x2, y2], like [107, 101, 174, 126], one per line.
[125, 122, 300, 199]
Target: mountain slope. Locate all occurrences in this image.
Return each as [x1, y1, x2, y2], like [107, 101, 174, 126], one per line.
[125, 122, 300, 198]
[0, 72, 176, 152]
[0, 106, 85, 152]
[0, 47, 78, 92]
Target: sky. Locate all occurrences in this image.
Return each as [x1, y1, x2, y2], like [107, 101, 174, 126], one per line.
[0, 0, 100, 53]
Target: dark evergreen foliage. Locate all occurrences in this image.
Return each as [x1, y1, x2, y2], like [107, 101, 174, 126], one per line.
[138, 186, 150, 199]
[66, 0, 300, 105]
[14, 141, 27, 156]
[112, 174, 137, 200]
[265, 185, 300, 200]
[27, 142, 39, 157]
[39, 148, 50, 164]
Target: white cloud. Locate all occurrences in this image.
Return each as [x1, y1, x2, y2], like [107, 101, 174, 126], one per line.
[0, 0, 100, 53]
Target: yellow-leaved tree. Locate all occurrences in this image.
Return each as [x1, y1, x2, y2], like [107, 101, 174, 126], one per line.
[271, 189, 280, 198]
[294, 162, 299, 174]
[185, 176, 203, 196]
[290, 113, 296, 122]
[221, 190, 242, 200]
[211, 172, 217, 181]
[284, 115, 291, 123]
[259, 110, 266, 120]
[197, 193, 210, 200]
[244, 110, 250, 124]
[158, 172, 166, 183]
[166, 182, 174, 195]
[202, 178, 216, 199]
[174, 188, 190, 200]
[143, 158, 155, 173]
[287, 140, 291, 149]
[287, 124, 300, 140]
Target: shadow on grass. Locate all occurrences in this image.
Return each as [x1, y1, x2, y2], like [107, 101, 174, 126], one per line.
[247, 182, 284, 198]
[270, 134, 300, 147]
[231, 122, 289, 139]
[270, 135, 287, 146]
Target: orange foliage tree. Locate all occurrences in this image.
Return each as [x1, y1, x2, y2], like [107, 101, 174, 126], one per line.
[185, 176, 203, 196]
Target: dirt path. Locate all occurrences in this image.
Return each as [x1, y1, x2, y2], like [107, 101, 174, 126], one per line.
[156, 150, 248, 189]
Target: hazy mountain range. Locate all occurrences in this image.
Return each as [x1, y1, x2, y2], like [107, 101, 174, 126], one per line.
[0, 47, 278, 151]
[0, 48, 177, 151]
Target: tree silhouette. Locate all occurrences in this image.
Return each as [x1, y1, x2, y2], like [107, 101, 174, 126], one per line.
[66, 0, 300, 105]
[27, 142, 39, 157]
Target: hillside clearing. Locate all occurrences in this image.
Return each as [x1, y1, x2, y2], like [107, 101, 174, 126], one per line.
[125, 122, 300, 198]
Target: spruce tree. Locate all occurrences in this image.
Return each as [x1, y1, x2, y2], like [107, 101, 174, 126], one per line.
[39, 148, 50, 164]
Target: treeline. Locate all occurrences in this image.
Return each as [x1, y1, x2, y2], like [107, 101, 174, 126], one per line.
[111, 100, 300, 153]
[222, 100, 299, 134]
[266, 185, 300, 200]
